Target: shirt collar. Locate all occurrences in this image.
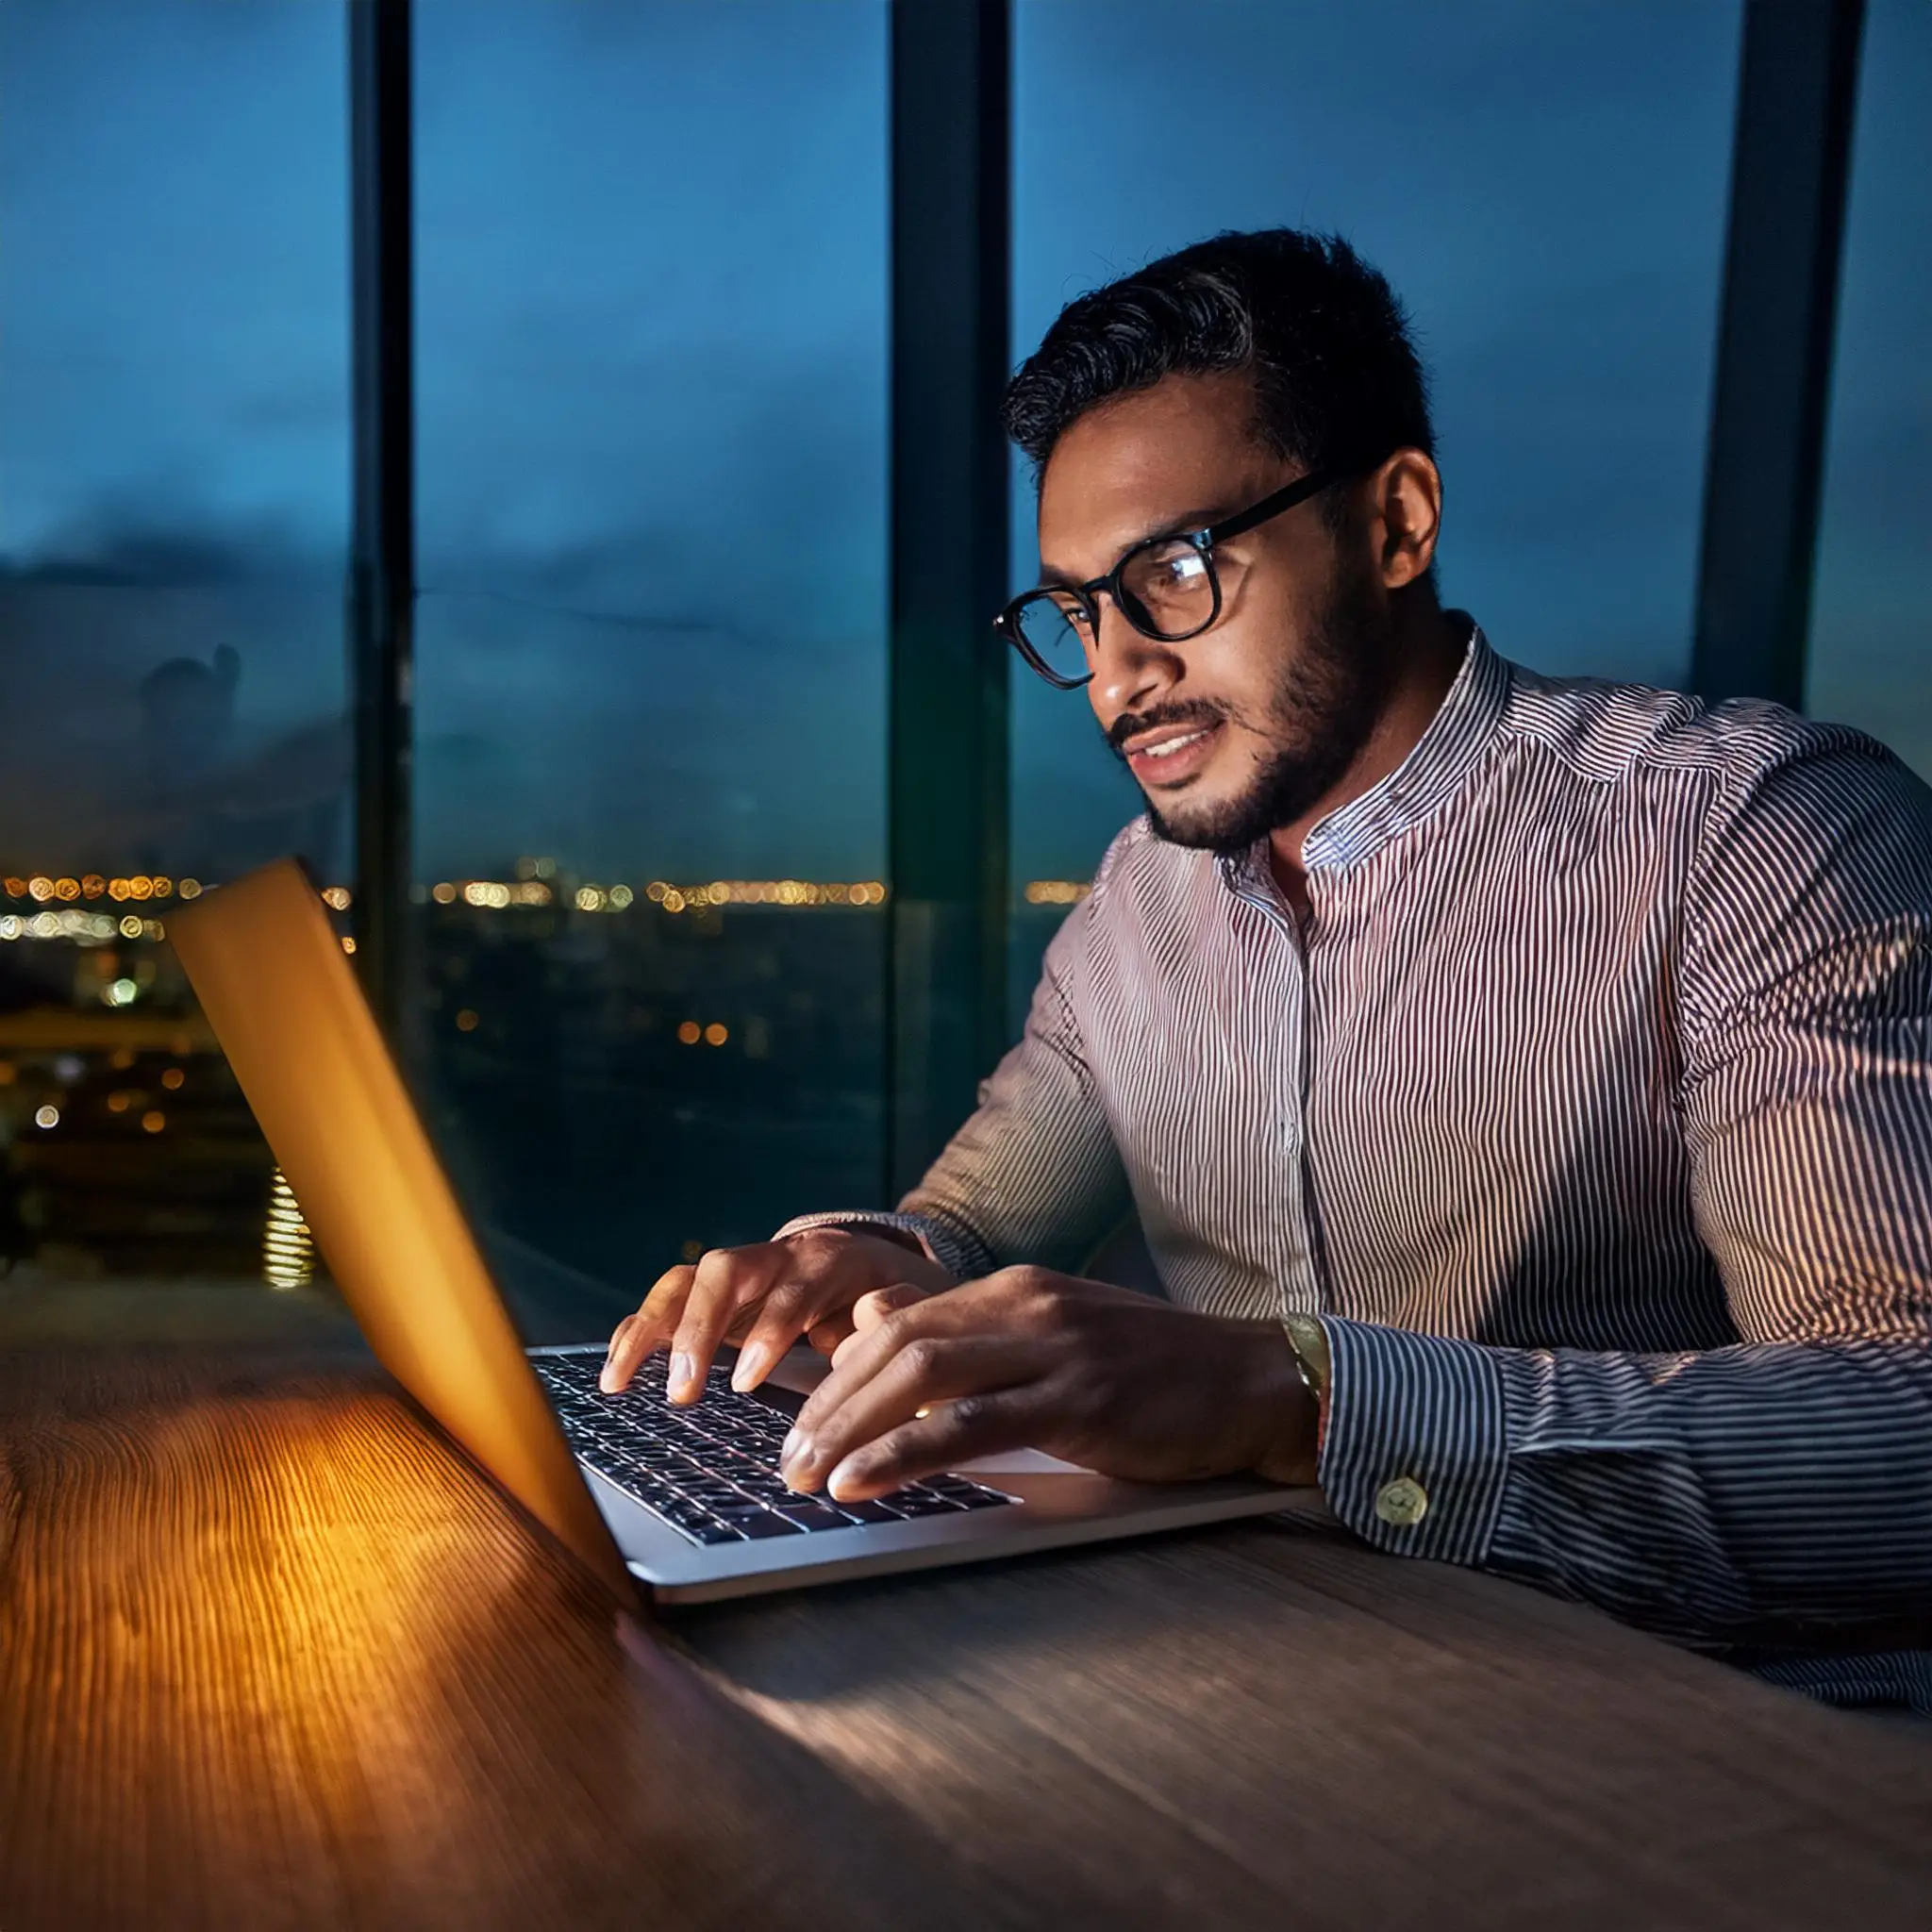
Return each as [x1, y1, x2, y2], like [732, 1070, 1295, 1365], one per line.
[1218, 614, 1509, 893]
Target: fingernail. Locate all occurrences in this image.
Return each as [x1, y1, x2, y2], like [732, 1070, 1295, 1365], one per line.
[826, 1457, 869, 1502]
[779, 1428, 811, 1483]
[730, 1341, 772, 1391]
[668, 1351, 696, 1399]
[599, 1359, 621, 1393]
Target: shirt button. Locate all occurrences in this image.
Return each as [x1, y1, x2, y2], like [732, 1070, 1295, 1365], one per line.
[1374, 1476, 1429, 1528]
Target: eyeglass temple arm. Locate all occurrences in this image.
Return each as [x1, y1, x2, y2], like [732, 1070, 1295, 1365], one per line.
[1202, 466, 1338, 546]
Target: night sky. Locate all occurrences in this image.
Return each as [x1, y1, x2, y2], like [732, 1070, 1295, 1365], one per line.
[2, 0, 1923, 890]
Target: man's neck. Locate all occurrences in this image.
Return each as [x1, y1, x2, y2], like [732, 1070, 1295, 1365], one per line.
[1267, 605, 1467, 908]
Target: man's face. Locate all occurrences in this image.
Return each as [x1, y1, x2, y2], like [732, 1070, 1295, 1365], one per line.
[1036, 369, 1394, 854]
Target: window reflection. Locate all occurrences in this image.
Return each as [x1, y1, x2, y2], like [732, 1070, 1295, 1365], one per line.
[1807, 0, 1931, 780]
[0, 0, 350, 1282]
[412, 0, 890, 1298]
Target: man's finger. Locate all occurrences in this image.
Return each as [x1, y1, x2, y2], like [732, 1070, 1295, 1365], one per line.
[728, 1270, 844, 1391]
[601, 1265, 695, 1391]
[828, 1281, 931, 1367]
[806, 1312, 856, 1356]
[821, 1386, 1046, 1501]
[781, 1332, 1040, 1495]
[666, 1245, 783, 1403]
[797, 1284, 998, 1429]
[851, 1280, 933, 1332]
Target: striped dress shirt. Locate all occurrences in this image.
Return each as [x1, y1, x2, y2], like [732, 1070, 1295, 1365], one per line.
[784, 622, 1932, 1711]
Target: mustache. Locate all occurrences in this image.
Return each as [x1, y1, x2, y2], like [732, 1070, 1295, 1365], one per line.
[1106, 699, 1228, 758]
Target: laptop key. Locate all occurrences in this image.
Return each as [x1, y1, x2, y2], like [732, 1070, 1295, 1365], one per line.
[731, 1512, 806, 1539]
[679, 1519, 744, 1545]
[772, 1504, 850, 1533]
[889, 1495, 965, 1517]
[831, 1499, 908, 1524]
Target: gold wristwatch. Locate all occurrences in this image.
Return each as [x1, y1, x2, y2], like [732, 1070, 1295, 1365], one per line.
[1279, 1312, 1331, 1416]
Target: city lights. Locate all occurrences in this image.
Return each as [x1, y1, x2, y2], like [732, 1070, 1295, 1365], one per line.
[105, 978, 139, 1008]
[640, 878, 889, 911]
[141, 1110, 166, 1135]
[456, 1008, 480, 1032]
[161, 1068, 185, 1091]
[0, 865, 1093, 943]
[34, 1105, 59, 1129]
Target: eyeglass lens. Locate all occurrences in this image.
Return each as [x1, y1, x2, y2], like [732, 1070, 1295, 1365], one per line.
[1012, 538, 1215, 684]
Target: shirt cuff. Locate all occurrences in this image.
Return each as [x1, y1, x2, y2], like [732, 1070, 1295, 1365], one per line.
[1317, 1318, 1511, 1567]
[770, 1209, 988, 1285]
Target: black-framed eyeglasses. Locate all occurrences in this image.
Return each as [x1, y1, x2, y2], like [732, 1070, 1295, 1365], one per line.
[993, 466, 1340, 690]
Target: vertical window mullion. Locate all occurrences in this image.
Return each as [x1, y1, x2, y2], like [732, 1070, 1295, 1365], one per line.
[1691, 0, 1865, 708]
[347, 0, 416, 1036]
[886, 0, 1012, 1197]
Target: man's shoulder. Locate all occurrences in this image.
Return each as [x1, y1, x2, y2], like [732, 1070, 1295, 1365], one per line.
[1498, 658, 1919, 823]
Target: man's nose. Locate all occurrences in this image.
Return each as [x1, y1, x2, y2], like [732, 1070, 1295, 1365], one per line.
[1091, 597, 1181, 718]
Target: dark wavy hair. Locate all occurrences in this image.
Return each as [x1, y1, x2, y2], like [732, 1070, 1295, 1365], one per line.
[1002, 228, 1433, 512]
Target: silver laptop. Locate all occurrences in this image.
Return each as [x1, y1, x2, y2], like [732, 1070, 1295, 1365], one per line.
[170, 858, 1315, 1607]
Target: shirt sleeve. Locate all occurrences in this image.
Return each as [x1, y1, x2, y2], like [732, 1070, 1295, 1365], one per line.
[1314, 726, 1932, 1651]
[774, 889, 1133, 1283]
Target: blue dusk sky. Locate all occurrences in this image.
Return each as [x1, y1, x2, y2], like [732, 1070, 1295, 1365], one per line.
[1, 0, 1923, 887]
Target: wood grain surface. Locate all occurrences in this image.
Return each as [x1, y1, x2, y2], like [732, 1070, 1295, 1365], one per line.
[0, 1293, 998, 1932]
[679, 1522, 1932, 1929]
[6, 1281, 1931, 1931]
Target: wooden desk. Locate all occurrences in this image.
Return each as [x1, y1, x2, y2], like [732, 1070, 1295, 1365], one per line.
[6, 1286, 1931, 1930]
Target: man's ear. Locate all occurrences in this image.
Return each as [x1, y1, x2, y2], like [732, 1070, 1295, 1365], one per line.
[1368, 448, 1443, 591]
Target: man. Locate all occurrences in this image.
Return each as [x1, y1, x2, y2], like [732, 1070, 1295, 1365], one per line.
[605, 229, 1932, 1709]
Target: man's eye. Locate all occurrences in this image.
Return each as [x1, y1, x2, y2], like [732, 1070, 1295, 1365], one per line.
[1130, 544, 1209, 603]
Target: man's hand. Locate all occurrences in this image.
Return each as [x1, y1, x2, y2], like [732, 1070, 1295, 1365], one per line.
[775, 1266, 1320, 1500]
[601, 1226, 954, 1402]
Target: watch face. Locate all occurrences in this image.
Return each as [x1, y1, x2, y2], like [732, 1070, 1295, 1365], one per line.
[1281, 1315, 1330, 1398]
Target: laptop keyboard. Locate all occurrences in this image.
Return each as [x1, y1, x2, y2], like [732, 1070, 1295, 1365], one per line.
[532, 1351, 1017, 1548]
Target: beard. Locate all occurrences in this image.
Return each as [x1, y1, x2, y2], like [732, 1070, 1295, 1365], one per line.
[1108, 558, 1394, 857]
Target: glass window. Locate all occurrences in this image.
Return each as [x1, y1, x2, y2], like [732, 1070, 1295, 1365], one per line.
[412, 1, 890, 1311]
[1807, 0, 1931, 781]
[0, 0, 350, 1282]
[1008, 0, 1741, 1021]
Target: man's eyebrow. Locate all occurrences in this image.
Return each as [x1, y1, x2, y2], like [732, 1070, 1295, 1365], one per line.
[1038, 505, 1235, 586]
